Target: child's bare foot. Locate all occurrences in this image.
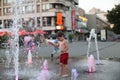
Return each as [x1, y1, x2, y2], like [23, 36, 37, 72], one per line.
[62, 74, 68, 77]
[57, 73, 62, 77]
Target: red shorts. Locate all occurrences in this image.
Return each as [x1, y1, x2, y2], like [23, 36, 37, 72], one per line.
[60, 53, 69, 64]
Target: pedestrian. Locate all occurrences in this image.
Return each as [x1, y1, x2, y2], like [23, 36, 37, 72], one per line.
[50, 36, 60, 61]
[48, 31, 69, 77]
[86, 37, 89, 45]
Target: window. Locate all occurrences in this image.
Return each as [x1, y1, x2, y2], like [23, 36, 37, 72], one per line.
[4, 19, 13, 28]
[22, 18, 35, 28]
[52, 4, 55, 8]
[46, 4, 51, 10]
[3, 7, 12, 15]
[0, 0, 1, 6]
[43, 17, 47, 26]
[42, 4, 46, 11]
[6, 8, 11, 13]
[42, 4, 52, 11]
[37, 5, 40, 12]
[42, 0, 49, 2]
[42, 17, 52, 26]
[47, 17, 51, 26]
[37, 17, 41, 27]
[7, 0, 12, 3]
[36, 0, 40, 2]
[3, 0, 7, 4]
[25, 5, 35, 13]
[0, 9, 1, 16]
[3, 0, 12, 4]
[22, 6, 25, 13]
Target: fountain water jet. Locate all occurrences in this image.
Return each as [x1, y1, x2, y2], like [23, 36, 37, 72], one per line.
[28, 50, 33, 64]
[5, 49, 11, 68]
[71, 68, 78, 80]
[10, 0, 23, 80]
[87, 54, 96, 73]
[87, 29, 101, 64]
[37, 59, 51, 80]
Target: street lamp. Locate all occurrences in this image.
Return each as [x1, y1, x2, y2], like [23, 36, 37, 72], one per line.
[110, 24, 114, 29]
[56, 25, 64, 30]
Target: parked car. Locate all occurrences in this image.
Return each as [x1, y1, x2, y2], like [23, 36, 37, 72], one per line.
[117, 35, 120, 39]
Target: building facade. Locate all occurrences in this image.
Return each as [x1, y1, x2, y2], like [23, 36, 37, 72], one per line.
[0, 0, 79, 34]
[86, 12, 110, 32]
[86, 8, 110, 32]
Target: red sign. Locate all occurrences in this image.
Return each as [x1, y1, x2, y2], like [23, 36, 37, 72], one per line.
[71, 10, 76, 31]
[56, 12, 63, 25]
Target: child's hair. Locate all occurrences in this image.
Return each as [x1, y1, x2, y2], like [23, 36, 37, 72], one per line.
[56, 31, 64, 37]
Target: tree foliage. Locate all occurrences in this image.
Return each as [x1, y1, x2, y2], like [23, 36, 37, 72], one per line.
[107, 4, 120, 34]
[0, 34, 9, 44]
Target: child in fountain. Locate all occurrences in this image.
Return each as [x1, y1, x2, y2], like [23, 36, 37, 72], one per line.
[49, 31, 69, 77]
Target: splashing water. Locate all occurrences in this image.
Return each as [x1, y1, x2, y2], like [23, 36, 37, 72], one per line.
[88, 55, 96, 73]
[87, 29, 101, 64]
[5, 50, 11, 68]
[10, 0, 23, 80]
[71, 68, 78, 80]
[43, 59, 48, 70]
[37, 59, 51, 80]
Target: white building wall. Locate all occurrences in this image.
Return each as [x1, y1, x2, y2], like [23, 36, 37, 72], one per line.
[65, 10, 72, 30]
[0, 0, 79, 32]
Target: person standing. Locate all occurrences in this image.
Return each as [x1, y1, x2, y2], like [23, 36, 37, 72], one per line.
[49, 31, 69, 77]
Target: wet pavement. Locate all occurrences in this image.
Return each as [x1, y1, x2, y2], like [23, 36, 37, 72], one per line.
[0, 42, 120, 80]
[1, 42, 120, 58]
[0, 57, 120, 80]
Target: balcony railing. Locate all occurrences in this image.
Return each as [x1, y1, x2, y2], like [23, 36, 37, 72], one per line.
[3, 3, 13, 6]
[74, 0, 78, 5]
[65, 1, 71, 7]
[42, 0, 65, 4]
[22, 0, 34, 4]
[4, 13, 12, 16]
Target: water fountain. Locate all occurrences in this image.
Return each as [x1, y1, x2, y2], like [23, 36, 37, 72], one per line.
[27, 50, 33, 64]
[5, 49, 11, 68]
[87, 54, 96, 73]
[9, 0, 23, 79]
[87, 29, 101, 64]
[37, 59, 51, 80]
[1, 0, 56, 79]
[71, 68, 78, 80]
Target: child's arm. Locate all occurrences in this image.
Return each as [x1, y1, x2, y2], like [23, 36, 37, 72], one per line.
[48, 41, 59, 48]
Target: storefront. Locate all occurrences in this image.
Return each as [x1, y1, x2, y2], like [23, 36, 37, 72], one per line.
[75, 28, 89, 41]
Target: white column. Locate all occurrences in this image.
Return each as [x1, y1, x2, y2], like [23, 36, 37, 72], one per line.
[1, 20, 4, 28]
[40, 0, 42, 29]
[1, 0, 4, 28]
[51, 17, 54, 26]
[34, 0, 37, 28]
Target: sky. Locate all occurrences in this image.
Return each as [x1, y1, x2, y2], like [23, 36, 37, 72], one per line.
[79, 0, 120, 13]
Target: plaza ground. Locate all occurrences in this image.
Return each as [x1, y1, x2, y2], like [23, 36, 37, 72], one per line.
[0, 41, 120, 80]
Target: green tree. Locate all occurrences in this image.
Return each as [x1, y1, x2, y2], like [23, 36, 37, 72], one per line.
[107, 4, 120, 34]
[68, 33, 73, 43]
[0, 34, 9, 44]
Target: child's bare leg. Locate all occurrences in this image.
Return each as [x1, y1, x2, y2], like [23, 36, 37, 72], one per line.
[58, 63, 63, 76]
[63, 64, 68, 75]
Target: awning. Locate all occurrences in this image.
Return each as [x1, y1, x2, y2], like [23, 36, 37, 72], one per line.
[79, 16, 88, 22]
[76, 28, 89, 33]
[0, 29, 47, 36]
[0, 32, 7, 37]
